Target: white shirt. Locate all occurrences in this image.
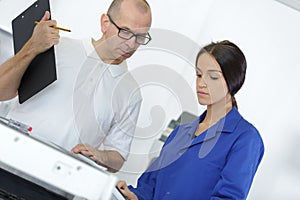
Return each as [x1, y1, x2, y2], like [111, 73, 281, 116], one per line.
[7, 37, 142, 159]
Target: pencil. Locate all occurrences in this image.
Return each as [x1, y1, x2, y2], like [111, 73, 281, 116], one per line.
[34, 21, 71, 32]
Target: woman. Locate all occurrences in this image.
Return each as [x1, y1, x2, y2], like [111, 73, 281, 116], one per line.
[117, 40, 264, 200]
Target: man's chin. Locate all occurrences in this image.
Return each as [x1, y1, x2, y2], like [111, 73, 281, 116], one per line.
[112, 54, 131, 64]
[120, 52, 133, 59]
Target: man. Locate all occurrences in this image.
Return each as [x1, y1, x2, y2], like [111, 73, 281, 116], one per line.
[0, 0, 152, 172]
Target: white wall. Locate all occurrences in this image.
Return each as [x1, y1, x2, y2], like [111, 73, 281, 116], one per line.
[1, 0, 300, 199]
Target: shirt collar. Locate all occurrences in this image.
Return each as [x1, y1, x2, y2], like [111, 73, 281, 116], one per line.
[185, 106, 242, 135]
[83, 38, 128, 78]
[222, 106, 242, 133]
[83, 38, 98, 59]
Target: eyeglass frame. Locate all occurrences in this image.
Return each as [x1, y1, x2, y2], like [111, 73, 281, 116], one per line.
[107, 14, 151, 45]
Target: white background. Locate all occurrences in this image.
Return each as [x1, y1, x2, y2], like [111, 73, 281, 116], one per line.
[1, 0, 300, 199]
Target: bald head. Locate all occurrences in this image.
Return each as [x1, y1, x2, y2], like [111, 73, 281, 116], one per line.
[107, 0, 151, 22]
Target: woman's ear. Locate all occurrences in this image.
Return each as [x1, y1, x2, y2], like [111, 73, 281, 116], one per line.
[100, 14, 110, 34]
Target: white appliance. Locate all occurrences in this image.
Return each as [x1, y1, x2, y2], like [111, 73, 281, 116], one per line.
[0, 121, 117, 200]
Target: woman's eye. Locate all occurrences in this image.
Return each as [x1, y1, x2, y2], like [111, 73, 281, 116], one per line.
[210, 76, 219, 80]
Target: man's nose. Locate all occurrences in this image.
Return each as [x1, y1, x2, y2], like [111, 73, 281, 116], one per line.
[125, 36, 139, 50]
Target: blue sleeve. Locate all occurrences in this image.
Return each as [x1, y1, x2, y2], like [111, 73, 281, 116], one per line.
[211, 129, 264, 200]
[128, 170, 158, 200]
[128, 127, 180, 199]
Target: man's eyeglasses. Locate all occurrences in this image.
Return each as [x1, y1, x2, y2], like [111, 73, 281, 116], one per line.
[107, 14, 151, 45]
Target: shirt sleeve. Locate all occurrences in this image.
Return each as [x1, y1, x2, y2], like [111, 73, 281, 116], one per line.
[102, 99, 142, 160]
[127, 127, 181, 199]
[210, 129, 264, 199]
[128, 170, 158, 200]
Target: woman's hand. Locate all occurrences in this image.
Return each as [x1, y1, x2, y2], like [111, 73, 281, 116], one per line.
[116, 180, 138, 200]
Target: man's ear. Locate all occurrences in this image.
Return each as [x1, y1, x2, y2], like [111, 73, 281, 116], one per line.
[100, 14, 110, 34]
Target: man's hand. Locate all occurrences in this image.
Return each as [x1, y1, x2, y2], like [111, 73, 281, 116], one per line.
[27, 11, 60, 56]
[71, 143, 125, 173]
[0, 11, 60, 101]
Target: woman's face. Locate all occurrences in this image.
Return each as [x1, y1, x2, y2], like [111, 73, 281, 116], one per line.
[196, 52, 230, 106]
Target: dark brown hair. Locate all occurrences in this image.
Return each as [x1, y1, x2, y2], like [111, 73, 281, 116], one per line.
[196, 40, 247, 108]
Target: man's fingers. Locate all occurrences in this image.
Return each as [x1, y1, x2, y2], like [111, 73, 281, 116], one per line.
[40, 11, 50, 22]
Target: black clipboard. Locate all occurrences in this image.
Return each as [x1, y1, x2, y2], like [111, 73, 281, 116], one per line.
[12, 0, 57, 104]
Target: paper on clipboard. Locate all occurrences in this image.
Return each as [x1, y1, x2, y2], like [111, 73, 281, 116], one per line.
[12, 0, 57, 104]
